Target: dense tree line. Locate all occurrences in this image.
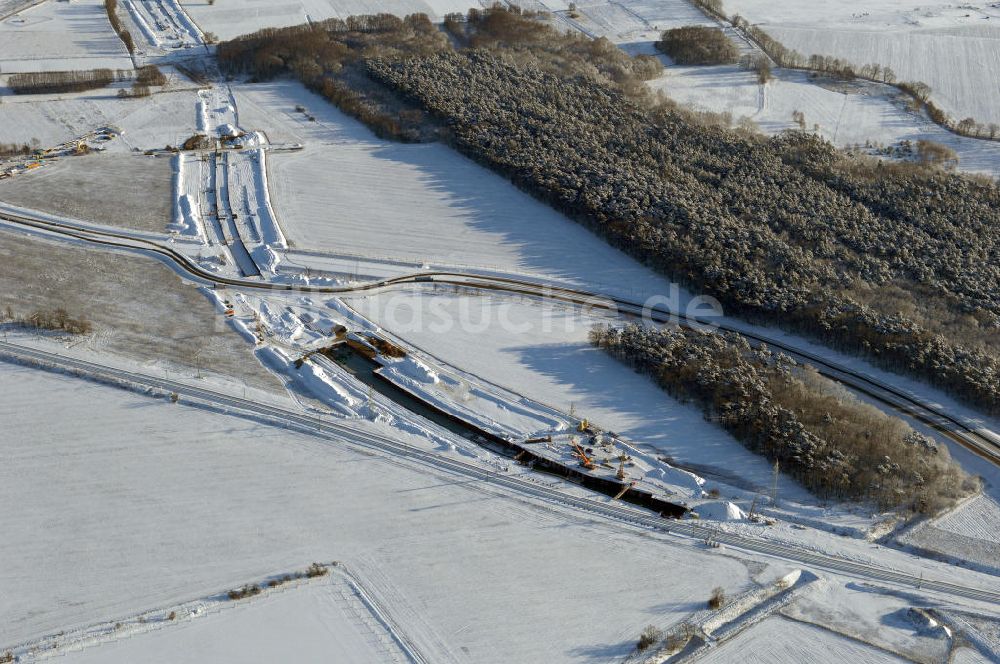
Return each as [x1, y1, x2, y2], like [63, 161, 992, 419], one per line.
[0, 142, 33, 157]
[217, 14, 449, 140]
[655, 26, 738, 65]
[7, 67, 160, 95]
[217, 7, 662, 139]
[1, 305, 92, 335]
[591, 324, 976, 512]
[135, 64, 166, 87]
[686, 0, 725, 20]
[104, 0, 135, 54]
[8, 69, 118, 94]
[219, 7, 1000, 416]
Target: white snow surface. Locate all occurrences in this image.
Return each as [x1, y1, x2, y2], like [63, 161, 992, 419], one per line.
[724, 0, 1000, 125]
[56, 575, 401, 664]
[0, 91, 201, 154]
[698, 615, 909, 663]
[0, 361, 753, 661]
[782, 581, 952, 662]
[248, 80, 720, 295]
[693, 501, 746, 521]
[0, 0, 132, 73]
[563, 0, 1000, 176]
[647, 65, 1000, 176]
[179, 0, 481, 41]
[168, 155, 204, 239]
[932, 494, 1000, 545]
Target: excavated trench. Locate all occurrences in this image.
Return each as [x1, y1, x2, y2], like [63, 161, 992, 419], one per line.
[323, 342, 687, 519]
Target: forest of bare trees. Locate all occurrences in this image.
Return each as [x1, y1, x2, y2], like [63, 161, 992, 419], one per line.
[8, 66, 163, 96]
[1, 305, 92, 335]
[217, 13, 449, 140]
[655, 26, 738, 65]
[591, 324, 976, 512]
[0, 142, 33, 158]
[104, 0, 135, 54]
[219, 8, 1000, 419]
[8, 70, 118, 95]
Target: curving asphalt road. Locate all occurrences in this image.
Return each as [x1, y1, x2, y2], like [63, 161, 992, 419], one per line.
[2, 207, 996, 466]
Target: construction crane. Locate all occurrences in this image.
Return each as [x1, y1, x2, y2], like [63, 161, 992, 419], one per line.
[571, 437, 595, 470]
[616, 454, 628, 481]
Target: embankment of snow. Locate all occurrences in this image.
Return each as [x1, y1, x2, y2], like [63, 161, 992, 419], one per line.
[168, 155, 204, 239]
[693, 501, 747, 522]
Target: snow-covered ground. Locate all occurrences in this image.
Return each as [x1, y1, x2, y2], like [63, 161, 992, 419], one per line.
[0, 89, 200, 153]
[0, 152, 174, 232]
[179, 0, 480, 42]
[550, 0, 714, 42]
[2, 6, 1000, 659]
[696, 615, 909, 663]
[931, 494, 1000, 545]
[648, 65, 1000, 176]
[723, 0, 1000, 126]
[0, 0, 132, 74]
[248, 80, 725, 298]
[781, 582, 951, 662]
[562, 0, 1000, 176]
[121, 0, 203, 52]
[899, 493, 1000, 574]
[0, 361, 755, 661]
[54, 574, 408, 664]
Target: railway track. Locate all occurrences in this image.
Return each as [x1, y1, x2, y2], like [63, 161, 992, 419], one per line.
[2, 340, 998, 605]
[3, 207, 996, 466]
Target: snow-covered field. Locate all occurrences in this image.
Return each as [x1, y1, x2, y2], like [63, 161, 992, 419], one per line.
[58, 576, 406, 664]
[647, 65, 1000, 176]
[179, 0, 479, 42]
[0, 0, 132, 73]
[0, 229, 282, 392]
[899, 494, 1000, 574]
[2, 3, 1000, 660]
[782, 582, 951, 662]
[723, 0, 1000, 126]
[932, 494, 1000, 545]
[0, 89, 200, 153]
[563, 0, 1000, 176]
[697, 615, 908, 663]
[251, 80, 719, 297]
[553, 0, 713, 41]
[0, 362, 753, 661]
[0, 152, 173, 232]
